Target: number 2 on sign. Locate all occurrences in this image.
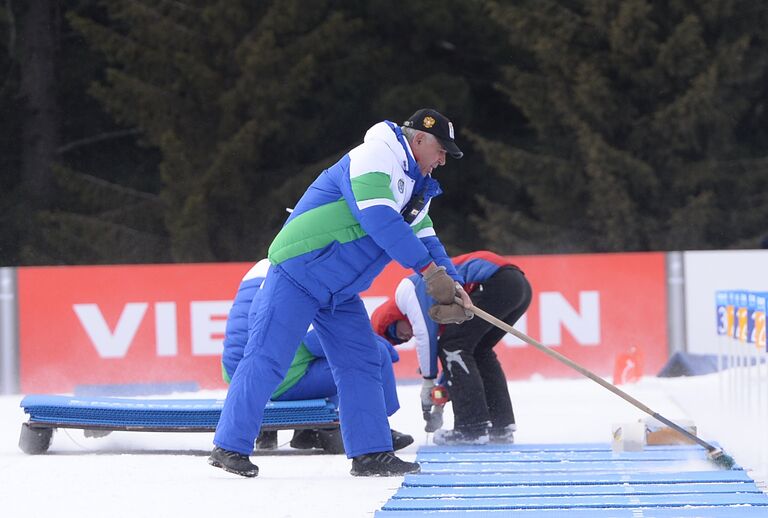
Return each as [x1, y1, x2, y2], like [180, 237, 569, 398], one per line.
[752, 310, 766, 349]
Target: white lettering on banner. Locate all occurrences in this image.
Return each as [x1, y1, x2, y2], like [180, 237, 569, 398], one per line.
[364, 296, 388, 316]
[501, 291, 600, 348]
[75, 301, 232, 358]
[191, 301, 231, 356]
[501, 313, 528, 347]
[73, 303, 148, 358]
[155, 302, 177, 356]
[73, 291, 599, 359]
[540, 291, 600, 346]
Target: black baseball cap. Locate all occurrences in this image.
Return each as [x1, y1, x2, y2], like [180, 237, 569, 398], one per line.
[403, 108, 463, 159]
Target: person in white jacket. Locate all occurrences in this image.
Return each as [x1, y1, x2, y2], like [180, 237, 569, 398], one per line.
[209, 108, 470, 478]
[372, 251, 532, 445]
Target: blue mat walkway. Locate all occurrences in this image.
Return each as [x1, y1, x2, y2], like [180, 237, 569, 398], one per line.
[375, 443, 768, 517]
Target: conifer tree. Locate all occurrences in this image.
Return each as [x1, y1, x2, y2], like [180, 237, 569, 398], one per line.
[70, 0, 506, 261]
[1, 1, 165, 265]
[0, 1, 22, 265]
[476, 0, 768, 252]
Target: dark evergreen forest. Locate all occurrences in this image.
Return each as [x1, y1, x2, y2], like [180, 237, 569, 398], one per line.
[2, 0, 767, 266]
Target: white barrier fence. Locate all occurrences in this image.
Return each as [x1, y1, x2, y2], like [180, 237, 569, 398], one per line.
[716, 290, 767, 480]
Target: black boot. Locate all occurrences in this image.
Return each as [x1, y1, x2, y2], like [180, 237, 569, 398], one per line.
[433, 422, 490, 445]
[391, 429, 414, 451]
[317, 428, 345, 454]
[208, 446, 259, 477]
[255, 430, 277, 450]
[289, 429, 320, 449]
[290, 428, 345, 454]
[292, 428, 409, 455]
[489, 424, 516, 444]
[350, 451, 420, 477]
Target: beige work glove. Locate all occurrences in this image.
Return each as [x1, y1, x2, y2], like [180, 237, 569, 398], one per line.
[423, 263, 456, 304]
[428, 302, 474, 324]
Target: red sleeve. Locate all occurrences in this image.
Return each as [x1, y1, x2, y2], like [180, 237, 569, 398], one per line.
[370, 298, 406, 343]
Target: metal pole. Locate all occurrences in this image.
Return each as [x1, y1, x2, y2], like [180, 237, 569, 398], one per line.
[468, 303, 732, 465]
[666, 252, 687, 355]
[0, 267, 19, 395]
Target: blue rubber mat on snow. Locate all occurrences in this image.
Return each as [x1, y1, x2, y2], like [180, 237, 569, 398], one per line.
[375, 507, 768, 517]
[422, 443, 706, 453]
[417, 449, 710, 463]
[381, 492, 768, 511]
[418, 459, 717, 474]
[393, 482, 763, 498]
[403, 469, 752, 486]
[374, 443, 765, 516]
[20, 394, 338, 429]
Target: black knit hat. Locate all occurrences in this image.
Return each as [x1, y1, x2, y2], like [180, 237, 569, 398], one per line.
[403, 108, 463, 159]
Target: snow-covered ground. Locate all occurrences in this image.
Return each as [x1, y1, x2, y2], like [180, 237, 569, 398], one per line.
[1, 373, 765, 518]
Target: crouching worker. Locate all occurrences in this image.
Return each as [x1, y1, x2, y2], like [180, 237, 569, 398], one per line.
[372, 250, 531, 445]
[220, 259, 414, 454]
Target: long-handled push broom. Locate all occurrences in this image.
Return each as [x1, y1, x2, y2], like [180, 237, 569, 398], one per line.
[467, 303, 736, 469]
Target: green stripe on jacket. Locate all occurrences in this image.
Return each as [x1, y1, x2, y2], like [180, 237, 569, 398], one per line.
[221, 343, 316, 400]
[412, 214, 433, 233]
[350, 171, 395, 202]
[268, 199, 367, 264]
[272, 343, 316, 398]
[269, 172, 428, 265]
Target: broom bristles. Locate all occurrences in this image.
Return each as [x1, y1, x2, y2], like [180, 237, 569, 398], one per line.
[708, 448, 736, 469]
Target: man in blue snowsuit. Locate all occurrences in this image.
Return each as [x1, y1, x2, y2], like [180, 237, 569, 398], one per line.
[221, 258, 413, 453]
[209, 108, 471, 477]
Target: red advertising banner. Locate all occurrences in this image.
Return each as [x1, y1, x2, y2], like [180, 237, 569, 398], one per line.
[18, 253, 668, 393]
[18, 263, 251, 393]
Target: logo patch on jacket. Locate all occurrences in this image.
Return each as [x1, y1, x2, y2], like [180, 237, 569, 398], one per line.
[397, 179, 405, 193]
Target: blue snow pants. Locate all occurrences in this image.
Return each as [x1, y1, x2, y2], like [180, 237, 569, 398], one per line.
[214, 265, 393, 457]
[275, 337, 400, 417]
